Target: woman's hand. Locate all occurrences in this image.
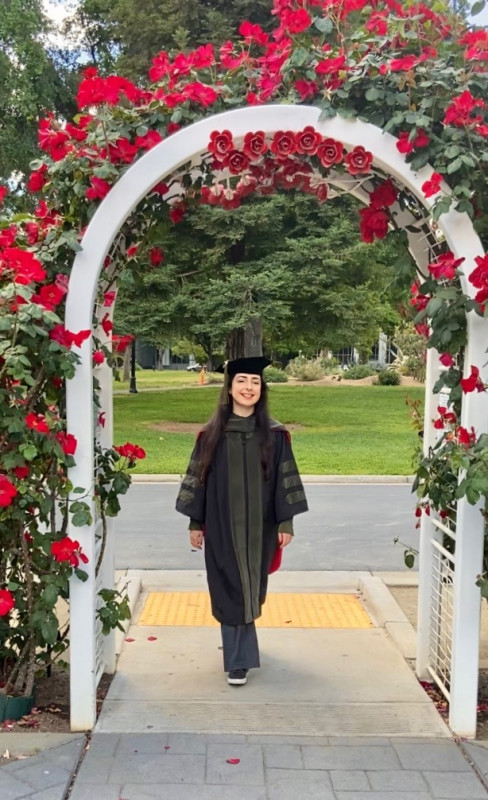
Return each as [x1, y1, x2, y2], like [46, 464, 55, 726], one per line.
[278, 532, 292, 548]
[190, 529, 204, 549]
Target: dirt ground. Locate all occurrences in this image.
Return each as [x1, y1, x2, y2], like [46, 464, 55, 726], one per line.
[390, 585, 488, 739]
[0, 668, 112, 739]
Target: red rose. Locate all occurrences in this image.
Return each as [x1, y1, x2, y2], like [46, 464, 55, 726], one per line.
[359, 206, 389, 243]
[51, 537, 88, 568]
[0, 588, 15, 616]
[243, 131, 268, 160]
[366, 11, 388, 35]
[457, 426, 476, 447]
[368, 179, 397, 210]
[390, 55, 421, 71]
[0, 224, 18, 248]
[0, 248, 46, 285]
[27, 165, 48, 193]
[226, 150, 250, 175]
[109, 137, 137, 164]
[127, 244, 139, 258]
[56, 432, 78, 456]
[104, 291, 117, 307]
[270, 131, 297, 159]
[101, 313, 113, 335]
[149, 247, 164, 266]
[32, 283, 65, 311]
[0, 476, 17, 508]
[25, 413, 49, 434]
[396, 132, 414, 155]
[415, 323, 430, 338]
[439, 353, 455, 367]
[428, 252, 464, 281]
[281, 8, 311, 34]
[0, 186, 7, 205]
[345, 146, 373, 175]
[183, 82, 219, 108]
[460, 365, 485, 393]
[422, 172, 443, 198]
[239, 21, 269, 46]
[93, 350, 105, 365]
[68, 328, 90, 349]
[208, 130, 234, 161]
[114, 442, 146, 462]
[296, 126, 322, 156]
[444, 90, 484, 127]
[169, 201, 187, 224]
[13, 465, 30, 479]
[315, 55, 347, 75]
[86, 177, 111, 201]
[410, 282, 429, 311]
[25, 222, 40, 245]
[469, 254, 488, 288]
[294, 80, 318, 101]
[135, 130, 163, 150]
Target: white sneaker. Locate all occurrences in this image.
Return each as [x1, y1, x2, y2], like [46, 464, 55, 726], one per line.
[227, 669, 248, 685]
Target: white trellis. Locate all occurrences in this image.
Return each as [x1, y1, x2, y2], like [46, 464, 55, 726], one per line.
[65, 104, 488, 734]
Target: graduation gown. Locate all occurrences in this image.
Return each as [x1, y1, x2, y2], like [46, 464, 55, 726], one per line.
[175, 414, 308, 625]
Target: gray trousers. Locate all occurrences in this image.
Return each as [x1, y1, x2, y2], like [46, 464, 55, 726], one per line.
[221, 622, 260, 672]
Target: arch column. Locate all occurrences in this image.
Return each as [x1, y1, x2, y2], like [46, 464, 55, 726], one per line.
[66, 104, 487, 733]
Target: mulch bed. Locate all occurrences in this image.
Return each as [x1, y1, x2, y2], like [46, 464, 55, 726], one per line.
[419, 669, 488, 740]
[0, 667, 112, 741]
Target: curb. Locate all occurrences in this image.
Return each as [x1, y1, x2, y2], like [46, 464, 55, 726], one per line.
[131, 474, 415, 484]
[360, 575, 417, 660]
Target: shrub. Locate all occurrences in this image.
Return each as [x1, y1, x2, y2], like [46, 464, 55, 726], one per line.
[286, 356, 325, 381]
[320, 357, 340, 375]
[344, 364, 375, 380]
[264, 365, 288, 383]
[375, 369, 401, 386]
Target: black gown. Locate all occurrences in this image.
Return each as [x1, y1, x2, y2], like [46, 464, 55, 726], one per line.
[175, 414, 308, 626]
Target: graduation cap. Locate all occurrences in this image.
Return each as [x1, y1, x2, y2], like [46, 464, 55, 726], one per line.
[215, 356, 271, 377]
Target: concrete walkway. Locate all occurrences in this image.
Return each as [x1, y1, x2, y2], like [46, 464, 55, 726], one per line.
[2, 570, 488, 799]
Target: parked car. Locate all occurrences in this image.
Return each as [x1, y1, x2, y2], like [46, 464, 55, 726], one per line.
[186, 363, 202, 372]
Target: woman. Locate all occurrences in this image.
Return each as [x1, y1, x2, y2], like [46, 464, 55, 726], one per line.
[175, 356, 308, 685]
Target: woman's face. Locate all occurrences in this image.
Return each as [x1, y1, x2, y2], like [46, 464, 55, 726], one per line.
[230, 372, 262, 413]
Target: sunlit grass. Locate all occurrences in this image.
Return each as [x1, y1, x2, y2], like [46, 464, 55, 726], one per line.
[114, 384, 424, 475]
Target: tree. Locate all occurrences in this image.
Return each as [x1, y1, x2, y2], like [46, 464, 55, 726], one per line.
[63, 0, 273, 79]
[0, 0, 76, 180]
[114, 193, 407, 363]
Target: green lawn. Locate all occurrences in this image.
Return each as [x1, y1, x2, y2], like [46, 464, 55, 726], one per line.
[113, 369, 215, 391]
[113, 384, 424, 475]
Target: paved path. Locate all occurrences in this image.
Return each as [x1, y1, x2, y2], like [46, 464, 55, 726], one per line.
[115, 483, 419, 571]
[69, 733, 488, 800]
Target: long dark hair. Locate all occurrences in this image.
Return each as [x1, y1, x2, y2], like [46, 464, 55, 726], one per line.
[198, 377, 273, 482]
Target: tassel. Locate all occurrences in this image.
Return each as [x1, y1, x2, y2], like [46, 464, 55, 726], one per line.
[220, 362, 230, 405]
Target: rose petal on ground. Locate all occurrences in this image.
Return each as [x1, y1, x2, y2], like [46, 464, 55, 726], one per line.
[226, 758, 240, 764]
[147, 636, 158, 641]
[125, 637, 135, 642]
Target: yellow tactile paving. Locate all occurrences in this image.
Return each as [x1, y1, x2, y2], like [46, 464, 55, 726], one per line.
[138, 592, 372, 629]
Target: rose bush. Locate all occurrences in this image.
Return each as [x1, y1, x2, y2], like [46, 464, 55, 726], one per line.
[1, 0, 488, 697]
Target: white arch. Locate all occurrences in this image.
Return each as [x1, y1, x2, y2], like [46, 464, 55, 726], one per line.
[66, 104, 488, 734]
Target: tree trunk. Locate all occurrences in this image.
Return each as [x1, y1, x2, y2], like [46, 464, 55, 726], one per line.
[122, 347, 131, 381]
[226, 318, 263, 359]
[244, 317, 263, 357]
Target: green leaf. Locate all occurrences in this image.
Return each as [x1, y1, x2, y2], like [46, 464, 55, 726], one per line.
[314, 16, 333, 34]
[365, 87, 380, 102]
[41, 617, 59, 645]
[471, 0, 486, 15]
[446, 157, 463, 175]
[42, 584, 59, 608]
[405, 552, 416, 569]
[20, 444, 38, 461]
